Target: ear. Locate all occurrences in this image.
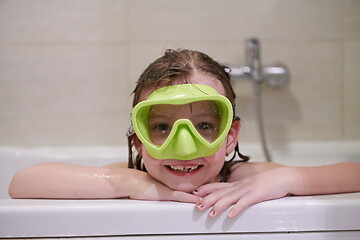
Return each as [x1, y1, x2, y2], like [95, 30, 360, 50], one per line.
[226, 120, 241, 154]
[131, 135, 143, 156]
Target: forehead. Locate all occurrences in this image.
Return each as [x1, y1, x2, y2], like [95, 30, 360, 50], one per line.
[139, 71, 226, 101]
[149, 100, 219, 115]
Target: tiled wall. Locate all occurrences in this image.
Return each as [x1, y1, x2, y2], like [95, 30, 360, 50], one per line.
[0, 0, 359, 147]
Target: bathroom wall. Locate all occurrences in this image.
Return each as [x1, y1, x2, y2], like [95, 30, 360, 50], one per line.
[0, 0, 359, 148]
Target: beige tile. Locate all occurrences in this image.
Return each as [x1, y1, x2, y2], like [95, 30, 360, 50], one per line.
[241, 41, 343, 143]
[344, 41, 360, 139]
[0, 0, 128, 42]
[343, 0, 360, 39]
[262, 40, 343, 100]
[236, 90, 343, 144]
[127, 0, 342, 41]
[0, 44, 130, 146]
[1, 0, 357, 146]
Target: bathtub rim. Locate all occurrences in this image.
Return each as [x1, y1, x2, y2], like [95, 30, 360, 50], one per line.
[1, 193, 360, 238]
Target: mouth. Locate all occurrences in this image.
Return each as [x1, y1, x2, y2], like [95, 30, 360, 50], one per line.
[169, 165, 200, 172]
[165, 164, 203, 176]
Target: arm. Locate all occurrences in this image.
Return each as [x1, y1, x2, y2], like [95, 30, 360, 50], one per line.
[194, 161, 360, 218]
[290, 161, 360, 195]
[9, 163, 138, 199]
[8, 162, 201, 203]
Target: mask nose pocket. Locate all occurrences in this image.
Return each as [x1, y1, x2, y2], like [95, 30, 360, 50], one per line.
[173, 125, 198, 158]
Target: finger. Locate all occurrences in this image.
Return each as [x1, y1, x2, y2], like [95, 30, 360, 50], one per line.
[227, 191, 260, 218]
[196, 186, 237, 211]
[170, 191, 202, 203]
[193, 182, 231, 197]
[209, 188, 250, 218]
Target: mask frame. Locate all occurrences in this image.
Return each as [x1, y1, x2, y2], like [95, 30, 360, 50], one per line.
[131, 84, 233, 160]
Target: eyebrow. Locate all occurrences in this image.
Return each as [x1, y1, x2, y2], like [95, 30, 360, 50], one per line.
[148, 111, 219, 121]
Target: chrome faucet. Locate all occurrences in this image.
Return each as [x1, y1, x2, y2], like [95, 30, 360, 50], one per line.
[246, 38, 262, 82]
[230, 38, 290, 87]
[230, 38, 290, 162]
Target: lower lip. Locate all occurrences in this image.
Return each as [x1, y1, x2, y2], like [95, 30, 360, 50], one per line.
[165, 165, 203, 176]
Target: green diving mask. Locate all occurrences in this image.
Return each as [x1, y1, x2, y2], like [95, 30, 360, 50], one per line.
[131, 84, 234, 160]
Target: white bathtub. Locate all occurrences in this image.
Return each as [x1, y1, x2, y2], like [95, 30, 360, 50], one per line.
[1, 142, 360, 239]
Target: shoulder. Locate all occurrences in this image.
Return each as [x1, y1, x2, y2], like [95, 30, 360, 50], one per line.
[228, 161, 284, 182]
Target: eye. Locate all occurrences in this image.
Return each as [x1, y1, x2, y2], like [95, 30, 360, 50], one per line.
[196, 122, 214, 131]
[195, 121, 219, 142]
[149, 122, 172, 145]
[153, 123, 171, 133]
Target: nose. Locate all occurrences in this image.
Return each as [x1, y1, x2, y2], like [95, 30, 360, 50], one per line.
[173, 127, 198, 158]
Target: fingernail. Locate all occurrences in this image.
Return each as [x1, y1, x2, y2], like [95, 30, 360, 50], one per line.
[196, 202, 204, 210]
[228, 211, 234, 218]
[209, 210, 215, 217]
[192, 190, 198, 194]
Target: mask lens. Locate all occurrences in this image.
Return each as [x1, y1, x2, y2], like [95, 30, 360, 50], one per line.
[148, 100, 222, 145]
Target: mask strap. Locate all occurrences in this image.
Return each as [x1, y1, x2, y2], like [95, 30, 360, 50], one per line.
[232, 103, 240, 121]
[126, 125, 134, 137]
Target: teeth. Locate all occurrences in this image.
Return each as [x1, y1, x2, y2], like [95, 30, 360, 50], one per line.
[169, 165, 200, 172]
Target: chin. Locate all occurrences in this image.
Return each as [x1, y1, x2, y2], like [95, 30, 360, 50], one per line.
[166, 182, 201, 193]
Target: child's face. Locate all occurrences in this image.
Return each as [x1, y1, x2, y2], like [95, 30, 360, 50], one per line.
[134, 72, 239, 192]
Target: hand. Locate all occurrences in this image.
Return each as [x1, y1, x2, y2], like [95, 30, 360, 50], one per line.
[128, 170, 202, 203]
[193, 167, 296, 218]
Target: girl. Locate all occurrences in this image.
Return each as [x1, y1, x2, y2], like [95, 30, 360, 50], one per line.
[9, 49, 360, 219]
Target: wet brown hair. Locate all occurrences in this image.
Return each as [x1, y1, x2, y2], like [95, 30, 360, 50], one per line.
[127, 49, 249, 182]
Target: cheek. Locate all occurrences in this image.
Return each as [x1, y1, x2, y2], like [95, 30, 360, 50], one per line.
[141, 149, 164, 177]
[142, 150, 156, 168]
[205, 144, 227, 173]
[215, 143, 227, 159]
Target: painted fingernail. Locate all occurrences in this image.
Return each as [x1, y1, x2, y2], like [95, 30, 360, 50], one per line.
[209, 210, 215, 217]
[196, 202, 204, 209]
[192, 190, 198, 194]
